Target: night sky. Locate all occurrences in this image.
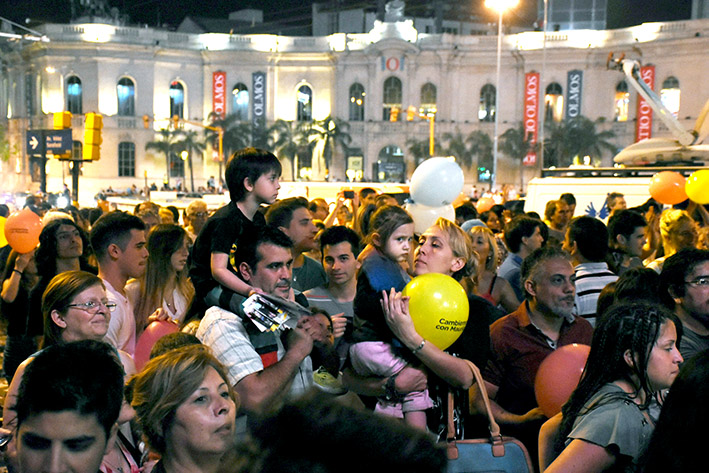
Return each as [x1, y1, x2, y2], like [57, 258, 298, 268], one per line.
[0, 0, 694, 32]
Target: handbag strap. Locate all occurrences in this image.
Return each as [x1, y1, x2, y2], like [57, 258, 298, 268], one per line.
[446, 359, 502, 441]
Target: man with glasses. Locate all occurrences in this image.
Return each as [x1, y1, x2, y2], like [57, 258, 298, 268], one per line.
[184, 199, 209, 243]
[661, 248, 709, 360]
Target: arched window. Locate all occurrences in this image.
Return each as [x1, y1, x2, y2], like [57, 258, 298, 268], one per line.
[118, 142, 135, 177]
[169, 81, 185, 119]
[376, 145, 405, 182]
[296, 84, 312, 122]
[479, 84, 496, 122]
[420, 83, 436, 116]
[545, 82, 564, 122]
[614, 81, 629, 122]
[349, 83, 365, 121]
[232, 83, 249, 121]
[660, 76, 680, 118]
[66, 76, 82, 114]
[170, 151, 185, 178]
[117, 77, 135, 116]
[382, 77, 402, 121]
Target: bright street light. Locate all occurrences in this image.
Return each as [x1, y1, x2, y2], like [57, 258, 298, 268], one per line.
[486, 0, 519, 191]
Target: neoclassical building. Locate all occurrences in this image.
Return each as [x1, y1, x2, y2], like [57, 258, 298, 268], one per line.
[1, 8, 708, 203]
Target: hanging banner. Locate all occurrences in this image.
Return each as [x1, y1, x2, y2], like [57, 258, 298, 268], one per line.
[565, 70, 583, 120]
[635, 65, 655, 142]
[252, 71, 266, 148]
[523, 72, 540, 166]
[212, 71, 227, 119]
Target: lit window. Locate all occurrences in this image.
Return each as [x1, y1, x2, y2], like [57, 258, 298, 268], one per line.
[296, 85, 312, 121]
[349, 83, 365, 121]
[117, 77, 135, 116]
[614, 81, 629, 122]
[479, 84, 496, 122]
[382, 77, 402, 121]
[169, 81, 184, 119]
[660, 76, 680, 118]
[118, 142, 135, 177]
[232, 83, 249, 121]
[66, 76, 82, 114]
[545, 82, 564, 123]
[420, 83, 436, 116]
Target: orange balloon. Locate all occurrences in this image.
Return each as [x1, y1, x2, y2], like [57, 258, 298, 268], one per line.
[476, 197, 495, 213]
[535, 343, 590, 417]
[649, 171, 688, 205]
[133, 320, 180, 371]
[4, 208, 42, 254]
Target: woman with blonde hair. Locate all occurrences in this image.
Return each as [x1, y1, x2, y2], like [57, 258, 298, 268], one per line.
[646, 209, 698, 273]
[131, 344, 238, 473]
[468, 226, 521, 313]
[127, 224, 194, 333]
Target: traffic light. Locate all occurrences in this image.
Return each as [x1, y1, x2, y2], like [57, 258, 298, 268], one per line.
[389, 106, 399, 122]
[172, 115, 180, 129]
[83, 112, 103, 161]
[143, 114, 151, 129]
[406, 106, 417, 121]
[53, 111, 72, 129]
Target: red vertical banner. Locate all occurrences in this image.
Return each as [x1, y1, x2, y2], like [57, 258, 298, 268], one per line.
[635, 65, 655, 142]
[523, 72, 540, 166]
[212, 71, 226, 119]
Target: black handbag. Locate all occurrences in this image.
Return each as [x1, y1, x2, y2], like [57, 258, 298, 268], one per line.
[446, 359, 534, 473]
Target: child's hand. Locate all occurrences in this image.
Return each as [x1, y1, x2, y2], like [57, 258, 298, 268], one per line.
[248, 287, 267, 297]
[381, 289, 418, 348]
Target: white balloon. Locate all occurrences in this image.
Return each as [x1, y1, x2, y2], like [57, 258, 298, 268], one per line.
[405, 202, 455, 234]
[410, 158, 464, 206]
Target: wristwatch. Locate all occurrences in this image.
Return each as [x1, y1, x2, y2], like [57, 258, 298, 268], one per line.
[384, 372, 400, 401]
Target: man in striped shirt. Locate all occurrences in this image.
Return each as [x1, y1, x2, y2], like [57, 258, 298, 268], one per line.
[564, 216, 618, 327]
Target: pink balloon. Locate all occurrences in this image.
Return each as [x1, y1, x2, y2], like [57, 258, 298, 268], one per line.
[535, 343, 590, 417]
[133, 320, 180, 371]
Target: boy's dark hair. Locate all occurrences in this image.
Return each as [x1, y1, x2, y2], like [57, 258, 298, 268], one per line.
[559, 193, 576, 206]
[358, 187, 377, 200]
[567, 216, 609, 262]
[608, 210, 647, 244]
[265, 197, 310, 229]
[660, 248, 709, 300]
[149, 332, 201, 359]
[15, 340, 124, 437]
[234, 225, 294, 272]
[615, 267, 674, 309]
[520, 246, 571, 300]
[504, 216, 543, 254]
[455, 202, 478, 222]
[225, 147, 282, 202]
[319, 225, 361, 258]
[88, 207, 104, 225]
[90, 211, 145, 261]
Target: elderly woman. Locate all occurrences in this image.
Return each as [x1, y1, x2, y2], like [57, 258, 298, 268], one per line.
[344, 217, 492, 438]
[131, 345, 238, 473]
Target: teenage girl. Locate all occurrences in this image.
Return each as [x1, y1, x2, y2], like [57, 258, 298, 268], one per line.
[350, 205, 432, 429]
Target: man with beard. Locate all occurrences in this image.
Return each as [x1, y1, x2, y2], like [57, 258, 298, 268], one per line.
[471, 246, 593, 462]
[197, 227, 317, 431]
[660, 249, 709, 360]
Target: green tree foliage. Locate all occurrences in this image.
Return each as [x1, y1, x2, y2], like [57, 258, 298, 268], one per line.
[145, 128, 180, 188]
[173, 130, 206, 192]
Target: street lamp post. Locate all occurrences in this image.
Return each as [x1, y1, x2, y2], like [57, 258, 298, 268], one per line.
[485, 0, 518, 192]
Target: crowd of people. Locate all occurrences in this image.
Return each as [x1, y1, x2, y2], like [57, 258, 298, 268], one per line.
[0, 147, 708, 472]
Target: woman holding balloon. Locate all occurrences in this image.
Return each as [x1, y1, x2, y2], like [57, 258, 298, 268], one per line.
[544, 302, 683, 473]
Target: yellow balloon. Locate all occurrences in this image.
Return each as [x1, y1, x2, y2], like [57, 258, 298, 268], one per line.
[402, 273, 469, 350]
[0, 217, 6, 247]
[686, 170, 709, 205]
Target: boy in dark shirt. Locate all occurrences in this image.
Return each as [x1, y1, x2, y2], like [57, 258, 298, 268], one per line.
[190, 147, 281, 312]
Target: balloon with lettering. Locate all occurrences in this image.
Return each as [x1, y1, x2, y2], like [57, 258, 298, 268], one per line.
[404, 202, 455, 234]
[476, 197, 495, 213]
[402, 273, 469, 350]
[685, 170, 709, 205]
[535, 343, 591, 417]
[649, 171, 687, 205]
[410, 158, 464, 207]
[133, 320, 180, 371]
[4, 208, 42, 254]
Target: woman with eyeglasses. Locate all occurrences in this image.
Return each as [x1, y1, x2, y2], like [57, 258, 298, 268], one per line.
[3, 271, 140, 473]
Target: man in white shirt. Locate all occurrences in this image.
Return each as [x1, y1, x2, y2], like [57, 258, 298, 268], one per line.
[90, 211, 148, 355]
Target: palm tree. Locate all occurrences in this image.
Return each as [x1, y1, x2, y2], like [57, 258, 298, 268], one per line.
[544, 116, 616, 167]
[467, 130, 493, 185]
[269, 120, 314, 180]
[205, 112, 252, 181]
[499, 123, 536, 188]
[442, 128, 474, 169]
[405, 137, 441, 168]
[145, 128, 180, 188]
[311, 116, 352, 178]
[173, 130, 206, 192]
